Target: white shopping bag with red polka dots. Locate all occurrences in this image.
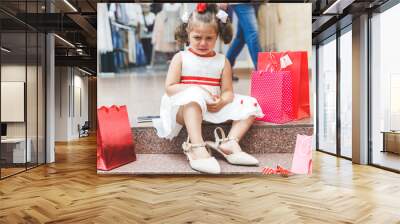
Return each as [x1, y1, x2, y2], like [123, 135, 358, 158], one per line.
[251, 51, 310, 124]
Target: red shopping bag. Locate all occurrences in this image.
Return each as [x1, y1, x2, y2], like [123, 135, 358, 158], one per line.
[251, 70, 294, 123]
[257, 51, 310, 120]
[97, 105, 136, 171]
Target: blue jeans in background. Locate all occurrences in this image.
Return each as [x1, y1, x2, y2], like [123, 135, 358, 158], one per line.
[226, 4, 261, 69]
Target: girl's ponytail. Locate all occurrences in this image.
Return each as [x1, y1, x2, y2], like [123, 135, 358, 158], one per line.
[218, 18, 233, 44]
[175, 22, 189, 46]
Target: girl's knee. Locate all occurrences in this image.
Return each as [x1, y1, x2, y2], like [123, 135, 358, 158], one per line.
[182, 102, 203, 119]
[183, 102, 201, 110]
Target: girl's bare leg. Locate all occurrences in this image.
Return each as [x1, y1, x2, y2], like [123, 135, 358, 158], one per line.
[176, 102, 210, 159]
[219, 116, 256, 155]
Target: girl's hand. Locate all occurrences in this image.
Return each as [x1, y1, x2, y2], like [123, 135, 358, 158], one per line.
[207, 95, 225, 113]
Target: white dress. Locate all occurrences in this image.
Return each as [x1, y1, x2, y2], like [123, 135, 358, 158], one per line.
[153, 49, 264, 139]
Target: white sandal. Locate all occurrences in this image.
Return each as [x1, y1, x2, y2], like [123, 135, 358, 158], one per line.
[182, 136, 221, 174]
[206, 127, 259, 166]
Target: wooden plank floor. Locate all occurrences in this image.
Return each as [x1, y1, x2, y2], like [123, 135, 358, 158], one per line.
[1, 135, 400, 223]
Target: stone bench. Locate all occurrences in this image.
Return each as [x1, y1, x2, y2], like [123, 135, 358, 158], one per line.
[132, 118, 313, 154]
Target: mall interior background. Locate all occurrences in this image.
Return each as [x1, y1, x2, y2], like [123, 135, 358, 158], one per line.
[1, 0, 400, 179]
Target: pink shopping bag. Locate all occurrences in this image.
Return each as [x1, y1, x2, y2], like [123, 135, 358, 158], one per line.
[291, 134, 313, 175]
[251, 70, 294, 123]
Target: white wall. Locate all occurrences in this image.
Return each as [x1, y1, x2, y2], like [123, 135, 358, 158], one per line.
[1, 63, 46, 163]
[259, 3, 312, 62]
[72, 73, 89, 138]
[1, 82, 25, 122]
[1, 65, 25, 129]
[55, 66, 67, 141]
[55, 67, 89, 141]
[1, 65, 34, 137]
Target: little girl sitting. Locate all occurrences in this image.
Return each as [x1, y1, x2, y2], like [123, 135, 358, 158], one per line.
[153, 3, 264, 174]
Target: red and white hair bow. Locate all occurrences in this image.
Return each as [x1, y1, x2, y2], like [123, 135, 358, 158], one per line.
[216, 10, 228, 23]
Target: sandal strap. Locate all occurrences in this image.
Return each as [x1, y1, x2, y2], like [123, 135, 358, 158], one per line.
[216, 137, 239, 146]
[214, 127, 239, 146]
[214, 127, 226, 142]
[182, 136, 207, 153]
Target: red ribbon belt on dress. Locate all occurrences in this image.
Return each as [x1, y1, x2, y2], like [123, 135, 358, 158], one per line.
[180, 76, 221, 86]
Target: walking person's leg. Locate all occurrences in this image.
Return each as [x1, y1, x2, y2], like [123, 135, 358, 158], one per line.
[226, 5, 246, 81]
[234, 4, 261, 69]
[226, 15, 245, 67]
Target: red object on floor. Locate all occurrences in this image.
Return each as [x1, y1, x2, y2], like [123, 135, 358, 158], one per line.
[262, 167, 277, 175]
[97, 105, 136, 171]
[262, 165, 292, 177]
[276, 165, 293, 177]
